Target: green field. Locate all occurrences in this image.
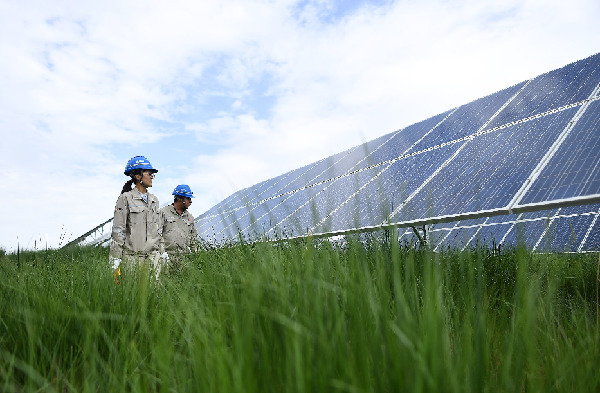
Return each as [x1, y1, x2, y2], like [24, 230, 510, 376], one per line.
[1, 235, 600, 392]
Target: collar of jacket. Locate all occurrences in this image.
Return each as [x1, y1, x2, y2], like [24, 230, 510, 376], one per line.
[128, 189, 157, 204]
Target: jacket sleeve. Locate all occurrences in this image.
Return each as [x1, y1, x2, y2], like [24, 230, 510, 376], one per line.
[109, 194, 128, 258]
[190, 217, 200, 252]
[157, 208, 165, 237]
[158, 208, 166, 254]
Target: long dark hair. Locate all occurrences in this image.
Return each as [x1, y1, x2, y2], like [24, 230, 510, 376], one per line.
[120, 169, 142, 195]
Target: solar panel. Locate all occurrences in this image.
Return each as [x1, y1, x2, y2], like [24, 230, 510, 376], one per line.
[197, 52, 600, 251]
[517, 99, 600, 204]
[535, 205, 598, 252]
[581, 208, 600, 251]
[395, 107, 577, 221]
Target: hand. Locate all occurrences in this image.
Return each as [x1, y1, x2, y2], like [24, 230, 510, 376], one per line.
[109, 257, 122, 270]
[109, 257, 122, 284]
[113, 266, 121, 284]
[160, 252, 170, 264]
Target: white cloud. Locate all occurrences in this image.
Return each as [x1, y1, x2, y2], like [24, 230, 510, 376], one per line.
[1, 0, 599, 250]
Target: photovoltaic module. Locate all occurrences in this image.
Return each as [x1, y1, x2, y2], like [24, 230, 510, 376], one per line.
[196, 52, 600, 252]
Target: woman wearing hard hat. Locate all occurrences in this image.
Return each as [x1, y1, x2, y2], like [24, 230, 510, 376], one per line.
[109, 155, 166, 281]
[160, 184, 199, 263]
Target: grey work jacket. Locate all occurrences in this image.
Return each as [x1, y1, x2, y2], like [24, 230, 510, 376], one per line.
[110, 189, 163, 258]
[160, 204, 198, 254]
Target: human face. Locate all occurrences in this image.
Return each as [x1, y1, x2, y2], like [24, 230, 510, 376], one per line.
[141, 170, 155, 187]
[183, 197, 192, 210]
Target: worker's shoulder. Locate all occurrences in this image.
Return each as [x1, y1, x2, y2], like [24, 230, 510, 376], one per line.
[159, 204, 178, 215]
[115, 190, 135, 205]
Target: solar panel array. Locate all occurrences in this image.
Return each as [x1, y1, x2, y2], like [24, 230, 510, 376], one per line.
[197, 53, 600, 251]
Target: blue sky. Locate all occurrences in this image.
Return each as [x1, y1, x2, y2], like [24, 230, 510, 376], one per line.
[1, 0, 599, 251]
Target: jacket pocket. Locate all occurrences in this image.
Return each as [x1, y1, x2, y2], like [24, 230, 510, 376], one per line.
[164, 216, 177, 234]
[129, 205, 146, 225]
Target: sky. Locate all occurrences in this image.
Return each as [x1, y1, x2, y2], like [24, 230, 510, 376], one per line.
[1, 0, 599, 252]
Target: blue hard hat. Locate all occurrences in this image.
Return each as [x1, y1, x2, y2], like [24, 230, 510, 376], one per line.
[124, 156, 158, 175]
[172, 184, 194, 198]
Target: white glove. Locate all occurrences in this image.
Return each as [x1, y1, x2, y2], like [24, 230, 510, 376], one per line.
[110, 257, 121, 270]
[160, 252, 169, 264]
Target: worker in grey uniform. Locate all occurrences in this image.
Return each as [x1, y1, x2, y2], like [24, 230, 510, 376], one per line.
[109, 155, 167, 281]
[160, 184, 199, 261]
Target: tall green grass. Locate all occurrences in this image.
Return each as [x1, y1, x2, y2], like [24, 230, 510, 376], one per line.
[1, 235, 599, 392]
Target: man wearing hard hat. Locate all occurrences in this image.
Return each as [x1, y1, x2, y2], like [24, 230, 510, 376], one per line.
[159, 184, 199, 265]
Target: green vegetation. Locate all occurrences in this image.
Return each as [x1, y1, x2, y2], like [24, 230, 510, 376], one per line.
[1, 235, 600, 392]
